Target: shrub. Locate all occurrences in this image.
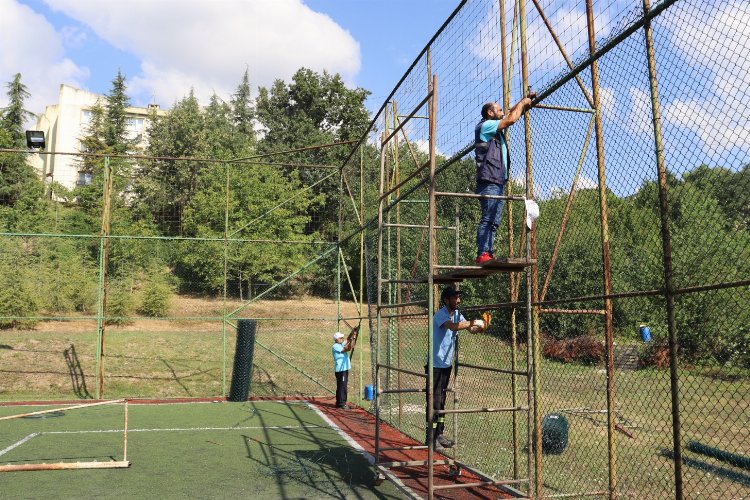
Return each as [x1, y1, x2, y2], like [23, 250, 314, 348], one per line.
[543, 335, 605, 365]
[138, 278, 172, 317]
[105, 282, 136, 326]
[0, 277, 39, 329]
[0, 243, 39, 329]
[639, 342, 671, 369]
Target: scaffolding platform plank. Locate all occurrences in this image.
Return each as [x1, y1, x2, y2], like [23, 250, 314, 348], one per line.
[432, 258, 536, 283]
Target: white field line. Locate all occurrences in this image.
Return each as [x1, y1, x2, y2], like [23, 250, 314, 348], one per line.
[0, 433, 39, 457]
[306, 403, 419, 500]
[0, 399, 311, 410]
[42, 424, 325, 435]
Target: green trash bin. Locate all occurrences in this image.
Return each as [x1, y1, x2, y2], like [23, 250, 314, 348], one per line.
[542, 412, 569, 455]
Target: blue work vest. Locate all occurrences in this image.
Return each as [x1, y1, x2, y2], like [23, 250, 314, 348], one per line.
[475, 119, 510, 185]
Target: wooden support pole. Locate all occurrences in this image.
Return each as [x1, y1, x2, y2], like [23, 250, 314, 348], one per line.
[0, 461, 130, 472]
[0, 399, 125, 421]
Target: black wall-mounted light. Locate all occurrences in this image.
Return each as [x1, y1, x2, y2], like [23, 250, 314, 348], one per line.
[25, 130, 46, 150]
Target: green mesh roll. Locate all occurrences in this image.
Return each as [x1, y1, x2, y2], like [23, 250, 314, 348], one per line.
[542, 413, 569, 455]
[228, 319, 256, 402]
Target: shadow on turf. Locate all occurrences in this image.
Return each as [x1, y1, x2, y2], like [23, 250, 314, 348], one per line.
[238, 402, 397, 499]
[64, 343, 92, 399]
[660, 449, 750, 487]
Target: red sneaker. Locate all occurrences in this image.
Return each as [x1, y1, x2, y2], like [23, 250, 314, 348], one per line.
[475, 252, 492, 265]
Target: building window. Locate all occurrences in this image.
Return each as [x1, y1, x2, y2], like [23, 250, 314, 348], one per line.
[76, 171, 93, 186]
[126, 117, 145, 133]
[82, 110, 94, 127]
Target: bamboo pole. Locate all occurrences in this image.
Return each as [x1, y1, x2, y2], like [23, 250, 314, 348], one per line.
[0, 399, 125, 421]
[642, 0, 682, 496]
[518, 0, 542, 496]
[223, 162, 230, 396]
[540, 115, 596, 302]
[585, 0, 617, 497]
[359, 146, 365, 407]
[427, 70, 438, 500]
[123, 400, 129, 462]
[0, 461, 130, 472]
[96, 156, 113, 399]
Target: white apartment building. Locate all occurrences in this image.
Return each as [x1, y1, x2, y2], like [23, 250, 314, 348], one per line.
[30, 84, 164, 190]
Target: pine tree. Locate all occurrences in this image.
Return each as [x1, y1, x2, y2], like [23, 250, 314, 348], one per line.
[231, 68, 255, 144]
[0, 73, 43, 207]
[1, 73, 35, 146]
[105, 70, 132, 154]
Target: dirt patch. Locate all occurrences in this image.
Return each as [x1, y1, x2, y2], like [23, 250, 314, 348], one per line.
[6, 295, 362, 335]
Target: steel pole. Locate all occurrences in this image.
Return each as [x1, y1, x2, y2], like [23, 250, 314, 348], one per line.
[585, 0, 617, 497]
[642, 0, 682, 497]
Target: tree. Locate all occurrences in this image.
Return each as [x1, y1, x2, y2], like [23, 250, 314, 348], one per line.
[138, 90, 206, 235]
[231, 68, 255, 144]
[255, 68, 370, 242]
[0, 74, 44, 209]
[105, 70, 133, 154]
[1, 73, 35, 145]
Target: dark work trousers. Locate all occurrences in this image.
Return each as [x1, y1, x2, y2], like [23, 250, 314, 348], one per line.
[425, 366, 452, 442]
[335, 369, 349, 407]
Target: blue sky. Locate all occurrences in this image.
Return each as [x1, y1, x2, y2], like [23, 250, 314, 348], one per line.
[1, 0, 461, 115]
[1, 0, 747, 194]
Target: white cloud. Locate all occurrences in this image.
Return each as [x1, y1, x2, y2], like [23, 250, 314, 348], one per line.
[549, 174, 597, 198]
[626, 87, 652, 135]
[664, 99, 750, 156]
[470, 1, 611, 79]
[42, 0, 361, 106]
[598, 87, 616, 120]
[662, 0, 750, 155]
[0, 0, 88, 120]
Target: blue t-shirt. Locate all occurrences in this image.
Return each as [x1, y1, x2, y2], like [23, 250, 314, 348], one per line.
[479, 120, 508, 162]
[432, 306, 466, 368]
[333, 342, 351, 372]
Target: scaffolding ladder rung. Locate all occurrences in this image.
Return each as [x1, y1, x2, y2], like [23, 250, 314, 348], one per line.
[378, 459, 454, 468]
[432, 258, 536, 283]
[378, 445, 429, 451]
[377, 364, 428, 378]
[380, 278, 427, 284]
[383, 223, 455, 230]
[378, 300, 427, 310]
[433, 191, 527, 202]
[432, 478, 530, 491]
[437, 406, 527, 415]
[456, 362, 530, 377]
[379, 387, 426, 394]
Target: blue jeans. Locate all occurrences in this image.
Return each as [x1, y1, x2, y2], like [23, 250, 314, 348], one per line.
[476, 181, 504, 257]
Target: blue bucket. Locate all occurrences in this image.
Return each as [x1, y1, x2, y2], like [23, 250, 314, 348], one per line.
[364, 384, 375, 401]
[639, 325, 652, 342]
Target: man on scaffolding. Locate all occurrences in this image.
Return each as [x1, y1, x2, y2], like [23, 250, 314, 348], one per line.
[474, 92, 536, 264]
[427, 285, 484, 452]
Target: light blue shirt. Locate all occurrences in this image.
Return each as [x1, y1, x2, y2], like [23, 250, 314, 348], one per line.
[333, 342, 351, 372]
[479, 119, 508, 161]
[432, 306, 466, 368]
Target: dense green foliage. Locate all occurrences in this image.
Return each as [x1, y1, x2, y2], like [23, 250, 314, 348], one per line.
[0, 70, 746, 369]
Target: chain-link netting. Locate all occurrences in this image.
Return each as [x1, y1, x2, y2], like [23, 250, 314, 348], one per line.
[348, 0, 749, 497]
[1, 0, 749, 497]
[0, 150, 359, 402]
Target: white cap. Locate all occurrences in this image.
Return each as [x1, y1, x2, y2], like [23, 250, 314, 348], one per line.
[333, 332, 344, 340]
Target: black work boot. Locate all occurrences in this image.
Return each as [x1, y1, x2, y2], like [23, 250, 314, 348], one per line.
[436, 434, 454, 448]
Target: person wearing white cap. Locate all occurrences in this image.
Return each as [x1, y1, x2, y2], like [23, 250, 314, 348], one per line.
[332, 331, 356, 409]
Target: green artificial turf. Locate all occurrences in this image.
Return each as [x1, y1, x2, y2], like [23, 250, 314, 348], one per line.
[0, 401, 403, 500]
